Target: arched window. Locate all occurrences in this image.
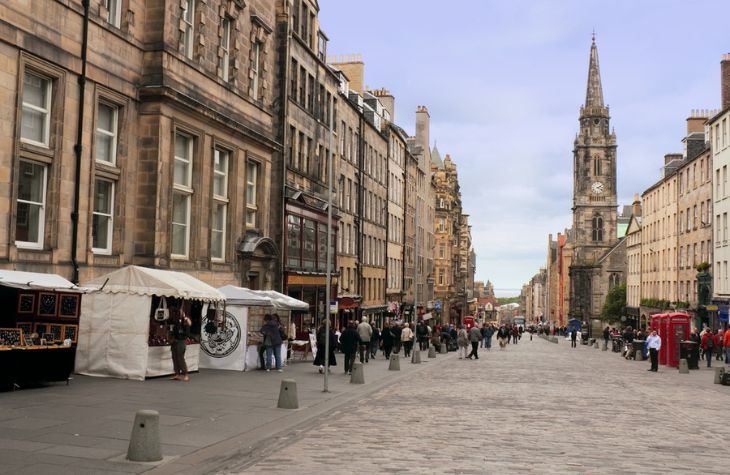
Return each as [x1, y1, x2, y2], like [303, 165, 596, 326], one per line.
[609, 273, 620, 289]
[592, 215, 603, 241]
[594, 156, 601, 176]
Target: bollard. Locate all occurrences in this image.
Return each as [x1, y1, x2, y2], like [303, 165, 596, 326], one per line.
[351, 363, 365, 384]
[389, 354, 400, 371]
[127, 410, 162, 462]
[714, 366, 725, 384]
[277, 379, 299, 409]
[440, 342, 448, 354]
[428, 346, 436, 358]
[678, 359, 689, 374]
[602, 343, 608, 351]
[635, 350, 645, 361]
[411, 349, 421, 364]
[593, 341, 599, 349]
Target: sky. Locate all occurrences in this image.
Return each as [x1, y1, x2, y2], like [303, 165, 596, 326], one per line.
[319, 0, 730, 297]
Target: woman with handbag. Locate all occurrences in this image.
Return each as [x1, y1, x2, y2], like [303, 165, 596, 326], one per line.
[170, 306, 192, 381]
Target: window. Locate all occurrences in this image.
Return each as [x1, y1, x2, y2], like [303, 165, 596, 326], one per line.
[182, 0, 195, 59]
[15, 160, 47, 248]
[92, 178, 114, 254]
[593, 156, 601, 176]
[211, 149, 229, 260]
[106, 0, 122, 28]
[290, 59, 297, 98]
[21, 71, 52, 147]
[95, 101, 118, 164]
[219, 16, 231, 81]
[439, 243, 445, 259]
[592, 215, 603, 242]
[724, 118, 728, 148]
[299, 67, 306, 104]
[172, 133, 194, 257]
[246, 160, 259, 227]
[250, 42, 261, 100]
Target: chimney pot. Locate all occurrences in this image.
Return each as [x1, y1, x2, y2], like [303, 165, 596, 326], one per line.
[722, 54, 730, 110]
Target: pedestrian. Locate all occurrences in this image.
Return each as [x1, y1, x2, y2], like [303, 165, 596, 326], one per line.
[725, 326, 730, 365]
[339, 321, 360, 375]
[401, 322, 414, 357]
[497, 325, 509, 349]
[715, 329, 724, 361]
[260, 314, 283, 372]
[357, 316, 373, 363]
[603, 326, 610, 349]
[416, 320, 429, 351]
[381, 322, 395, 359]
[169, 305, 191, 382]
[483, 323, 495, 350]
[370, 324, 381, 359]
[457, 324, 469, 359]
[701, 329, 718, 368]
[312, 323, 337, 374]
[646, 329, 661, 372]
[467, 324, 481, 359]
[480, 323, 487, 348]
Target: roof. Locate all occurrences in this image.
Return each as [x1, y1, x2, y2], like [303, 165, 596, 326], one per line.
[431, 145, 444, 168]
[0, 269, 82, 292]
[82, 265, 225, 302]
[219, 285, 308, 310]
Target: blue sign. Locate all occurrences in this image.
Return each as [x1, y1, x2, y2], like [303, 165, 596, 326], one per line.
[720, 307, 729, 323]
[434, 300, 442, 310]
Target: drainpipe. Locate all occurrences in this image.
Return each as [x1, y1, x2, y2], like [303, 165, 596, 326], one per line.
[71, 0, 91, 284]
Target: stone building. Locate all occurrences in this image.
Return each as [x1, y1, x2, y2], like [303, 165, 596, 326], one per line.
[271, 0, 340, 332]
[568, 37, 626, 332]
[710, 55, 730, 326]
[625, 196, 643, 325]
[2, 0, 279, 287]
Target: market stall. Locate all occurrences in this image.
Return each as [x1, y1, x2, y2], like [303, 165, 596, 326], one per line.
[0, 270, 84, 390]
[75, 266, 225, 381]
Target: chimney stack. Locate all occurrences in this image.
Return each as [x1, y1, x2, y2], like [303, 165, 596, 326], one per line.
[722, 54, 730, 110]
[370, 88, 395, 122]
[330, 54, 364, 94]
[632, 193, 642, 218]
[415, 105, 430, 152]
[664, 153, 683, 165]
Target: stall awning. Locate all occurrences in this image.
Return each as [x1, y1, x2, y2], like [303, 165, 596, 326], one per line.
[218, 285, 272, 306]
[82, 266, 225, 302]
[0, 270, 82, 292]
[255, 290, 309, 311]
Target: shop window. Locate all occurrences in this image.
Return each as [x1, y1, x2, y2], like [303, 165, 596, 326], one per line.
[302, 219, 316, 269]
[21, 71, 52, 147]
[287, 215, 301, 267]
[92, 178, 114, 254]
[15, 160, 47, 249]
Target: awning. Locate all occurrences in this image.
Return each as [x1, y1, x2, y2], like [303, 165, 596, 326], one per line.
[82, 265, 225, 302]
[218, 285, 271, 306]
[0, 270, 83, 293]
[255, 290, 309, 311]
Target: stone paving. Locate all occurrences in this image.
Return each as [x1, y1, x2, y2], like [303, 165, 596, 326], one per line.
[217, 336, 730, 475]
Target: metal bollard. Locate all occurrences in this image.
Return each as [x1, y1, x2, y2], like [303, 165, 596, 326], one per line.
[428, 346, 436, 358]
[388, 354, 400, 371]
[714, 366, 725, 384]
[127, 410, 162, 462]
[277, 379, 299, 409]
[678, 359, 689, 374]
[351, 363, 365, 384]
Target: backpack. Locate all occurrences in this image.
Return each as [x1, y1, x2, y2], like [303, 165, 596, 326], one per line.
[706, 335, 714, 349]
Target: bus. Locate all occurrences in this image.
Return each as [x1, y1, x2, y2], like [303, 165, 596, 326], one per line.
[512, 316, 525, 330]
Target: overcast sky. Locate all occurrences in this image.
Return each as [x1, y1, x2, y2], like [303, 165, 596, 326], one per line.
[319, 0, 729, 296]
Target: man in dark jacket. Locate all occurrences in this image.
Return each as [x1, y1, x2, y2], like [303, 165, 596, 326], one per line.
[416, 321, 429, 351]
[339, 321, 361, 375]
[381, 322, 395, 359]
[260, 314, 283, 372]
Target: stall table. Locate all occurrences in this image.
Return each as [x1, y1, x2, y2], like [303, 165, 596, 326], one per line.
[0, 346, 75, 391]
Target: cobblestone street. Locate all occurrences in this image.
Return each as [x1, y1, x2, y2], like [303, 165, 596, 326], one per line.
[219, 337, 730, 475]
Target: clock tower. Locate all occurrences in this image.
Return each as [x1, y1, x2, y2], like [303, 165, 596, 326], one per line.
[572, 35, 617, 261]
[569, 35, 620, 325]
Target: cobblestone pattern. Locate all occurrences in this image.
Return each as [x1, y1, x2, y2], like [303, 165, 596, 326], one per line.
[221, 338, 730, 474]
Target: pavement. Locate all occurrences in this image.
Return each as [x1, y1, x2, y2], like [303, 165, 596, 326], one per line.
[1, 337, 729, 474]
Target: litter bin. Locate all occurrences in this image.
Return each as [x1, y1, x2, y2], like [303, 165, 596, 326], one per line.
[611, 337, 623, 353]
[632, 340, 646, 360]
[679, 340, 699, 369]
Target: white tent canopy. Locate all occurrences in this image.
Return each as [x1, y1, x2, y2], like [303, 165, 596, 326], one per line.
[255, 290, 308, 311]
[83, 265, 225, 302]
[0, 269, 82, 292]
[217, 286, 308, 310]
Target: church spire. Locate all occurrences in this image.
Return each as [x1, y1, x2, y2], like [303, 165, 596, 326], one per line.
[584, 33, 604, 109]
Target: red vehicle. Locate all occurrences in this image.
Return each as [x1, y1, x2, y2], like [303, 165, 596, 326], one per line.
[463, 316, 475, 330]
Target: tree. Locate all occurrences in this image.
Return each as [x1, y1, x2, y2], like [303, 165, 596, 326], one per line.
[601, 283, 626, 323]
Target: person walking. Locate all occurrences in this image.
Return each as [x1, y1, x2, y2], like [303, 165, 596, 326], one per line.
[646, 330, 661, 372]
[260, 314, 283, 372]
[570, 327, 577, 348]
[356, 317, 373, 363]
[416, 320, 429, 351]
[483, 323, 495, 350]
[393, 322, 403, 354]
[381, 322, 395, 359]
[169, 306, 192, 381]
[715, 329, 724, 361]
[467, 324, 482, 359]
[724, 326, 730, 365]
[312, 323, 337, 374]
[401, 322, 414, 357]
[701, 329, 718, 368]
[457, 324, 469, 359]
[370, 324, 381, 359]
[497, 325, 509, 349]
[339, 321, 360, 375]
[603, 326, 610, 349]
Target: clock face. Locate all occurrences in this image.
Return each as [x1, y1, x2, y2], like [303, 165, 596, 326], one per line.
[591, 181, 604, 194]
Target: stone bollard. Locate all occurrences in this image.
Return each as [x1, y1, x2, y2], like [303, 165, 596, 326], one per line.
[351, 363, 365, 384]
[428, 346, 436, 358]
[440, 342, 448, 354]
[602, 343, 608, 351]
[635, 350, 645, 361]
[412, 349, 421, 364]
[593, 341, 599, 349]
[678, 359, 689, 374]
[389, 354, 400, 371]
[127, 410, 162, 462]
[714, 366, 725, 384]
[277, 379, 299, 409]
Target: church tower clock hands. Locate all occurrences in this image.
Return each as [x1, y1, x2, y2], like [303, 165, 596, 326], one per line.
[569, 34, 619, 326]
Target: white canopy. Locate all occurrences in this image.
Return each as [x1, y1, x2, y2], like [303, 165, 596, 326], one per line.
[83, 265, 225, 302]
[256, 290, 309, 311]
[0, 269, 82, 292]
[218, 285, 271, 306]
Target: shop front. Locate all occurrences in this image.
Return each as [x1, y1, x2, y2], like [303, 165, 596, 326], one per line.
[361, 305, 387, 329]
[0, 270, 84, 390]
[337, 295, 361, 330]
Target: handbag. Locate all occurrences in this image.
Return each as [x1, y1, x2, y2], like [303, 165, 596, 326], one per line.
[154, 296, 169, 322]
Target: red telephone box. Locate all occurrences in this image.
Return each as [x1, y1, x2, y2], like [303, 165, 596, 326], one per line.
[650, 314, 669, 365]
[463, 316, 475, 330]
[665, 313, 691, 368]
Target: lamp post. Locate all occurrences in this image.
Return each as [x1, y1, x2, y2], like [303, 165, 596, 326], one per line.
[323, 104, 333, 393]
